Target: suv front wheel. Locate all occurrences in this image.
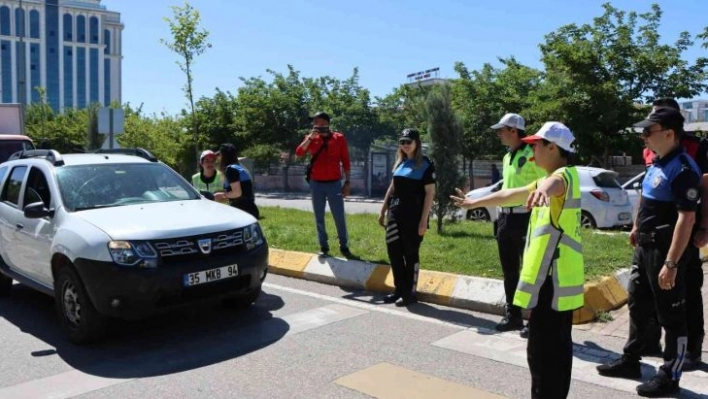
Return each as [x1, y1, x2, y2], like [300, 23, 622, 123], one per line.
[54, 266, 107, 344]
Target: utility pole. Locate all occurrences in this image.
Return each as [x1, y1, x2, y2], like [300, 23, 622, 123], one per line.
[17, 0, 27, 105]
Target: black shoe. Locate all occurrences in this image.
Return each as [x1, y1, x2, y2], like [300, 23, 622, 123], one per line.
[318, 248, 330, 257]
[596, 355, 641, 379]
[640, 343, 663, 357]
[636, 369, 679, 397]
[519, 325, 529, 339]
[396, 296, 417, 307]
[495, 315, 523, 332]
[682, 353, 702, 371]
[382, 293, 401, 304]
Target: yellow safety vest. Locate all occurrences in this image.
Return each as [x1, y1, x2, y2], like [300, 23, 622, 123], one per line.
[191, 171, 225, 194]
[513, 166, 584, 311]
[501, 144, 546, 206]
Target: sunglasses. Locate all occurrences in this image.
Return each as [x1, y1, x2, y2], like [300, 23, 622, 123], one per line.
[399, 139, 413, 145]
[642, 128, 667, 138]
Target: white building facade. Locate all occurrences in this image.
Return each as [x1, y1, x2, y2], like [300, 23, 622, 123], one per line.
[0, 0, 122, 112]
[680, 100, 708, 123]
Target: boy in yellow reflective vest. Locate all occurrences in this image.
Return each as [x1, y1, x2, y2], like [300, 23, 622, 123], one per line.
[191, 150, 227, 203]
[452, 122, 583, 399]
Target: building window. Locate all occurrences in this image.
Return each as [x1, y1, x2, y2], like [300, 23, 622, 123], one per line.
[103, 29, 111, 54]
[104, 58, 111, 105]
[29, 10, 39, 38]
[30, 43, 40, 102]
[63, 13, 72, 41]
[15, 7, 25, 37]
[1, 40, 12, 102]
[89, 16, 98, 44]
[64, 46, 73, 108]
[0, 6, 10, 36]
[77, 47, 86, 108]
[76, 15, 85, 43]
[704, 110, 708, 122]
[683, 102, 693, 110]
[90, 48, 98, 104]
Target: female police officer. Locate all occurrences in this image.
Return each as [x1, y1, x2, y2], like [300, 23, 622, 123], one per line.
[378, 129, 435, 307]
[596, 107, 700, 397]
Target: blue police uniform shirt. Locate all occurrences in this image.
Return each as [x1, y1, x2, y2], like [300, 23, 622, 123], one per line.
[224, 164, 255, 200]
[639, 147, 701, 232]
[388, 156, 435, 224]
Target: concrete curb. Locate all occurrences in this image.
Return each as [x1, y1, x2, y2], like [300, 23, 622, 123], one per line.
[268, 248, 632, 324]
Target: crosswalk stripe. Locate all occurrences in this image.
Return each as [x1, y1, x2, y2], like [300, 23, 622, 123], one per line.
[336, 362, 507, 398]
[0, 304, 368, 399]
[432, 329, 708, 398]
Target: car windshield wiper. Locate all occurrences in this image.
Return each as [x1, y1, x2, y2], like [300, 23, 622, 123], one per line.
[73, 204, 115, 212]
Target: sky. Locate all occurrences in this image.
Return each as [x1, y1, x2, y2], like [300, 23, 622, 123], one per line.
[101, 0, 708, 117]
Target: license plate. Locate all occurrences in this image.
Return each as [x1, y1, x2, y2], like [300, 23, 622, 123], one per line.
[183, 264, 239, 287]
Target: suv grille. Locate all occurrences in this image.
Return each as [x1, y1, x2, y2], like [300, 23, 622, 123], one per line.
[151, 228, 250, 263]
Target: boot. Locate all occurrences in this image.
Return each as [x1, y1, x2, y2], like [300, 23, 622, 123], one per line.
[596, 355, 642, 379]
[495, 306, 523, 332]
[636, 367, 679, 397]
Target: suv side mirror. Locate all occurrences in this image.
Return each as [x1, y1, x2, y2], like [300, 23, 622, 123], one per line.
[24, 201, 54, 218]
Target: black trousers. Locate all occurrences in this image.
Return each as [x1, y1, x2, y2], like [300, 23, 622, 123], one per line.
[385, 217, 422, 299]
[496, 212, 531, 316]
[641, 245, 705, 355]
[527, 275, 574, 399]
[624, 243, 687, 378]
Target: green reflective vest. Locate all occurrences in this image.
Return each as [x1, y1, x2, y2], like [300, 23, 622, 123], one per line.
[501, 144, 546, 206]
[513, 166, 584, 311]
[191, 171, 225, 193]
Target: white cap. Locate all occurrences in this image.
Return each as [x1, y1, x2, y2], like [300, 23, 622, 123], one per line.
[199, 150, 217, 162]
[521, 122, 576, 153]
[490, 113, 525, 130]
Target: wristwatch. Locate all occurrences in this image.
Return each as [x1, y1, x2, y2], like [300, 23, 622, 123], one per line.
[664, 260, 678, 270]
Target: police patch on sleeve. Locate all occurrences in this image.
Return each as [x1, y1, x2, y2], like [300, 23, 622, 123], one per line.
[686, 188, 699, 201]
[652, 175, 662, 188]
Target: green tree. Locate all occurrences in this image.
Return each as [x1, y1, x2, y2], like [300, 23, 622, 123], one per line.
[426, 85, 462, 234]
[535, 2, 708, 165]
[161, 0, 211, 161]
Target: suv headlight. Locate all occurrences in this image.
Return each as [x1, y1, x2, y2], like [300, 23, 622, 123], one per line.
[243, 223, 264, 249]
[108, 241, 158, 268]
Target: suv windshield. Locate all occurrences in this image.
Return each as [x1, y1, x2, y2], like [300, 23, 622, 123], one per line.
[56, 163, 200, 211]
[592, 172, 622, 189]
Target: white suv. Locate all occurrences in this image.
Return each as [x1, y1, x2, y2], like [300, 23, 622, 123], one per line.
[0, 149, 269, 343]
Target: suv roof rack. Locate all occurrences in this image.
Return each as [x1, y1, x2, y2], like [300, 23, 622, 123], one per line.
[8, 149, 65, 166]
[95, 148, 158, 162]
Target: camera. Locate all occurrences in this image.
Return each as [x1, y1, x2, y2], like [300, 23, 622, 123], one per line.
[315, 126, 331, 133]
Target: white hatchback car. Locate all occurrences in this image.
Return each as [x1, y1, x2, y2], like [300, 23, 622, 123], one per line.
[461, 166, 633, 229]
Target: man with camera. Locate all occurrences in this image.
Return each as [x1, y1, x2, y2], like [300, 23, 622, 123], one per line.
[295, 112, 354, 258]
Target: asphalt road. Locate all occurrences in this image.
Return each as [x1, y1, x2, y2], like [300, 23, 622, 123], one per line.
[2, 274, 706, 399]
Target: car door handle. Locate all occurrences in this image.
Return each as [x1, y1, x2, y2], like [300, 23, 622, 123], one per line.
[15, 223, 24, 229]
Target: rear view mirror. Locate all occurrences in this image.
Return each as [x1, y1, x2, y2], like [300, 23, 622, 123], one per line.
[24, 201, 54, 218]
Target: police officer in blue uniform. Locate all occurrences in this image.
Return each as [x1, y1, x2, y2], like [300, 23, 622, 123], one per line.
[597, 108, 700, 397]
[378, 129, 436, 307]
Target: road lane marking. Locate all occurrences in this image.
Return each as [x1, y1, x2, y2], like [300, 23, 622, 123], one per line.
[264, 282, 471, 330]
[335, 362, 507, 399]
[0, 304, 368, 399]
[432, 330, 708, 398]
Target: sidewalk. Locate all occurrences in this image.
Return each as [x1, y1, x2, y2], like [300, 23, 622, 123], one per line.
[575, 266, 708, 355]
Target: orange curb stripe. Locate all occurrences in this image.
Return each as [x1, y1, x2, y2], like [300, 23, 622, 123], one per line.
[365, 265, 394, 292]
[574, 275, 628, 324]
[417, 271, 457, 306]
[267, 249, 312, 278]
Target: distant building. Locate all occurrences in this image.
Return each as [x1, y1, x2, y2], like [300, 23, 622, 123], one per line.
[680, 100, 708, 123]
[0, 0, 123, 112]
[404, 67, 450, 88]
